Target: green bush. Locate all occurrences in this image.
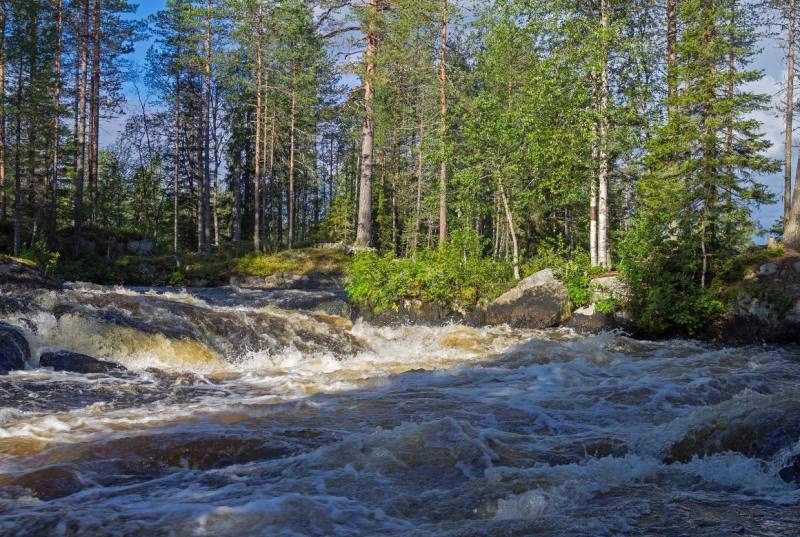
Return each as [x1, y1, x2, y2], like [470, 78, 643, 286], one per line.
[346, 230, 514, 313]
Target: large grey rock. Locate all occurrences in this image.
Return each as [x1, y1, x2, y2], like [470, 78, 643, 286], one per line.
[0, 322, 30, 374]
[482, 270, 569, 329]
[590, 275, 628, 300]
[39, 349, 127, 374]
[758, 263, 779, 277]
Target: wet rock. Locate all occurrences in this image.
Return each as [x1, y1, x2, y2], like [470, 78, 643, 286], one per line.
[357, 298, 464, 326]
[314, 298, 352, 319]
[58, 291, 366, 361]
[39, 349, 127, 374]
[0, 322, 30, 374]
[779, 454, 800, 485]
[565, 304, 632, 334]
[0, 259, 62, 292]
[481, 270, 569, 329]
[664, 399, 800, 464]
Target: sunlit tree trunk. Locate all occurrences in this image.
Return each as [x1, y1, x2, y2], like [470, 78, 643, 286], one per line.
[597, 0, 611, 269]
[253, 2, 263, 252]
[438, 0, 448, 244]
[355, 0, 379, 247]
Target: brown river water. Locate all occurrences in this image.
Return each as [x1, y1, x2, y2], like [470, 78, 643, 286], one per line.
[0, 285, 799, 536]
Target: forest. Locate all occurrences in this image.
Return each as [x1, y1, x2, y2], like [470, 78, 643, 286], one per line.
[0, 0, 798, 333]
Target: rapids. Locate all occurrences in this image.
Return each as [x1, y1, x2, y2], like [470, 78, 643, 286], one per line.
[0, 285, 799, 535]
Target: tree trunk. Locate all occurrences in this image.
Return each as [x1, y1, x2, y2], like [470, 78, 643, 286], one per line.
[667, 0, 678, 115]
[498, 176, 520, 280]
[786, 1, 800, 249]
[74, 0, 90, 255]
[355, 0, 379, 247]
[0, 1, 5, 223]
[50, 0, 63, 239]
[12, 45, 22, 257]
[261, 72, 269, 248]
[786, 0, 796, 224]
[438, 0, 448, 244]
[590, 123, 598, 267]
[173, 50, 181, 252]
[413, 101, 424, 252]
[268, 118, 276, 245]
[289, 83, 296, 250]
[253, 2, 263, 252]
[203, 0, 212, 253]
[88, 0, 100, 226]
[597, 0, 611, 269]
[212, 86, 220, 247]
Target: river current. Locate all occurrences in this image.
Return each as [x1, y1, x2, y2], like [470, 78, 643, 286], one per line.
[0, 285, 799, 536]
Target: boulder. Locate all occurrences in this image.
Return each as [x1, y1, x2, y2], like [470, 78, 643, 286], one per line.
[0, 322, 30, 374]
[481, 270, 569, 329]
[590, 275, 628, 301]
[0, 259, 62, 292]
[357, 298, 463, 326]
[38, 349, 127, 374]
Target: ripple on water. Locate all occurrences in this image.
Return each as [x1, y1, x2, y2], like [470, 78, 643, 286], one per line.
[0, 286, 799, 535]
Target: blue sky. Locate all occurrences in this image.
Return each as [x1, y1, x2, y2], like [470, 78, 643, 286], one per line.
[107, 0, 791, 235]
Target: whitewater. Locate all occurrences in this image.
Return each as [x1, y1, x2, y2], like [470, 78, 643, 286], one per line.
[0, 285, 799, 536]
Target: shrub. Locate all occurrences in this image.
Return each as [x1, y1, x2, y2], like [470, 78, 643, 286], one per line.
[346, 229, 514, 313]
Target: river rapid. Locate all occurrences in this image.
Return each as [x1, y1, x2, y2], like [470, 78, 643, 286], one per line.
[1, 285, 799, 536]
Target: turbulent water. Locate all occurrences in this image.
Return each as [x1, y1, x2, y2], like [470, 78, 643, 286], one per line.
[1, 285, 800, 536]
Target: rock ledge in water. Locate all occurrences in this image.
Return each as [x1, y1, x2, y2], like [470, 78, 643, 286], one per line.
[0, 258, 62, 292]
[0, 322, 30, 374]
[39, 349, 127, 374]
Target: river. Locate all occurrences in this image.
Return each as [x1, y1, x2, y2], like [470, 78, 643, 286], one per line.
[0, 285, 799, 535]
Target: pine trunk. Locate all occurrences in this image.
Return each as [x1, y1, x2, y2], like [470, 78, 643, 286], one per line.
[50, 0, 63, 239]
[253, 3, 263, 252]
[74, 0, 90, 255]
[355, 0, 379, 247]
[438, 0, 448, 244]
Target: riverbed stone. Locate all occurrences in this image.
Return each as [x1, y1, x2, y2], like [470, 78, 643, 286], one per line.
[482, 270, 569, 329]
[39, 349, 127, 374]
[0, 322, 30, 374]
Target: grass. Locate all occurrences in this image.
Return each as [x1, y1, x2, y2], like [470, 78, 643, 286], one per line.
[228, 248, 350, 278]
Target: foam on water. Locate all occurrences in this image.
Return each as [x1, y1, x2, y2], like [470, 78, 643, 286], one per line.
[1, 286, 800, 535]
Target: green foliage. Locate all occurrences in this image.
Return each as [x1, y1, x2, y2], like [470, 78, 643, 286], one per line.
[346, 229, 514, 314]
[618, 217, 728, 335]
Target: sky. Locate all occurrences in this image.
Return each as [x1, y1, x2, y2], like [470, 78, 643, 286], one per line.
[106, 0, 792, 235]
